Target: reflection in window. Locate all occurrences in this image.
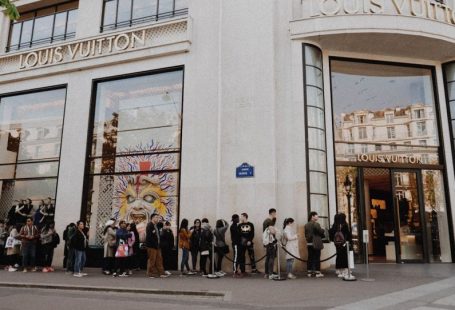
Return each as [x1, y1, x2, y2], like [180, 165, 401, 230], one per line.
[102, 0, 188, 32]
[443, 63, 455, 184]
[0, 88, 66, 226]
[7, 1, 79, 52]
[332, 60, 441, 164]
[85, 69, 184, 246]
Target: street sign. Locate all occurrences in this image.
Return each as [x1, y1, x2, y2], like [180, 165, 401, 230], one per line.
[236, 163, 254, 178]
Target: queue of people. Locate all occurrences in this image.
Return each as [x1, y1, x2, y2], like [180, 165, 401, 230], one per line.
[0, 209, 353, 281]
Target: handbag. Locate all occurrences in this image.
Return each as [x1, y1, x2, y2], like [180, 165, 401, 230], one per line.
[115, 241, 129, 258]
[12, 238, 21, 247]
[312, 235, 324, 250]
[5, 236, 14, 249]
[201, 250, 209, 256]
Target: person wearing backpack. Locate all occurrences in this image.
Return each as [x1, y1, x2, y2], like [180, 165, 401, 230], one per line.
[199, 218, 213, 276]
[329, 213, 352, 278]
[283, 218, 299, 279]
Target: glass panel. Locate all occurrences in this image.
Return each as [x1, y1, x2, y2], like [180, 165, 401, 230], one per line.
[445, 63, 455, 82]
[0, 89, 66, 164]
[394, 171, 424, 261]
[449, 100, 455, 118]
[306, 86, 324, 109]
[0, 165, 15, 179]
[0, 179, 57, 227]
[103, 0, 117, 26]
[66, 10, 78, 34]
[332, 60, 441, 165]
[308, 149, 326, 172]
[307, 127, 325, 150]
[174, 0, 188, 10]
[422, 170, 451, 262]
[310, 194, 328, 217]
[307, 106, 325, 129]
[133, 0, 158, 19]
[32, 15, 54, 42]
[448, 82, 455, 102]
[159, 0, 174, 14]
[15, 162, 59, 178]
[305, 46, 322, 68]
[117, 0, 132, 23]
[9, 23, 21, 47]
[305, 66, 323, 88]
[53, 12, 67, 37]
[309, 171, 327, 194]
[20, 20, 33, 46]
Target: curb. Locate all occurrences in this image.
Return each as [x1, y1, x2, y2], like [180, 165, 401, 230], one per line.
[0, 282, 226, 299]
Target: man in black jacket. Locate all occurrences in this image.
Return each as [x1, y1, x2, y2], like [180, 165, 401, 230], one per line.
[239, 213, 258, 273]
[230, 214, 242, 277]
[160, 221, 175, 274]
[146, 214, 168, 278]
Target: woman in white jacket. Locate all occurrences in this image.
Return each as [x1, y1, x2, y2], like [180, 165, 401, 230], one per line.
[283, 218, 299, 279]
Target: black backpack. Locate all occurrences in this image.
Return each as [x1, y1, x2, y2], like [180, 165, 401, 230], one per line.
[334, 225, 345, 246]
[52, 232, 61, 248]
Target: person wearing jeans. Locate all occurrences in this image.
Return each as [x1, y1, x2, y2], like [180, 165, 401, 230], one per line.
[19, 217, 39, 272]
[178, 219, 194, 275]
[72, 220, 88, 277]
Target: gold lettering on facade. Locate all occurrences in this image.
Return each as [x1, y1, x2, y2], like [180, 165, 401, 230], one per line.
[357, 153, 423, 164]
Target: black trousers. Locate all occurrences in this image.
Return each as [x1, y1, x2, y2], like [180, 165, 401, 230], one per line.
[190, 248, 199, 271]
[115, 257, 128, 274]
[42, 243, 54, 267]
[245, 244, 257, 270]
[199, 251, 212, 275]
[307, 246, 321, 272]
[264, 244, 276, 275]
[238, 245, 246, 273]
[214, 247, 225, 272]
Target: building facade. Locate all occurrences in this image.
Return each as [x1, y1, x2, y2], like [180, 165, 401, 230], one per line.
[0, 0, 455, 267]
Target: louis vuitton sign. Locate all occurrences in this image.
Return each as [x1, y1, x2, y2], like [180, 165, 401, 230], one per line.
[305, 0, 455, 26]
[357, 153, 423, 164]
[18, 29, 147, 69]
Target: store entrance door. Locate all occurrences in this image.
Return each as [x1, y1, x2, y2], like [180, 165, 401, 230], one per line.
[391, 170, 426, 263]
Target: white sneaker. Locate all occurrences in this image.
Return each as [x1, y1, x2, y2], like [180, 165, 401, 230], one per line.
[80, 273, 88, 276]
[8, 267, 17, 272]
[165, 271, 172, 276]
[118, 273, 129, 277]
[315, 272, 324, 278]
[73, 273, 83, 277]
[187, 271, 196, 275]
[287, 273, 297, 279]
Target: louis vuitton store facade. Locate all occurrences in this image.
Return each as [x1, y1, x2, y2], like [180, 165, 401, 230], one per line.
[1, 0, 455, 267]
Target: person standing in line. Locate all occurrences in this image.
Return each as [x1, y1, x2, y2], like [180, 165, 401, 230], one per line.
[126, 222, 137, 275]
[283, 218, 299, 279]
[178, 219, 195, 275]
[5, 224, 21, 272]
[146, 214, 168, 278]
[102, 220, 116, 275]
[40, 222, 56, 272]
[189, 219, 202, 273]
[230, 214, 242, 277]
[329, 213, 352, 278]
[72, 220, 88, 277]
[160, 221, 174, 276]
[199, 218, 213, 277]
[0, 220, 7, 266]
[113, 220, 131, 277]
[19, 217, 39, 272]
[213, 219, 228, 277]
[305, 211, 325, 278]
[239, 213, 258, 274]
[63, 223, 76, 273]
[128, 223, 140, 271]
[262, 208, 278, 279]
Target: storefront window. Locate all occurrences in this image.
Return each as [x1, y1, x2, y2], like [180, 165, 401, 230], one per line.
[101, 0, 188, 32]
[84, 69, 183, 246]
[7, 1, 79, 52]
[303, 44, 329, 230]
[0, 88, 66, 227]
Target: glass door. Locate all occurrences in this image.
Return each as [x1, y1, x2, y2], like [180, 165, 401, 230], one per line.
[392, 170, 426, 262]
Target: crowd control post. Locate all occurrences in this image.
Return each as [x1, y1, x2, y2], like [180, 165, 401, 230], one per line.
[343, 241, 356, 281]
[361, 229, 375, 282]
[207, 235, 219, 279]
[273, 241, 286, 281]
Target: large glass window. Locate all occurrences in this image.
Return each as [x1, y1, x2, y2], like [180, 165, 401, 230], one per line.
[84, 69, 183, 246]
[0, 88, 66, 227]
[101, 0, 188, 32]
[332, 60, 441, 165]
[7, 1, 79, 52]
[303, 44, 329, 231]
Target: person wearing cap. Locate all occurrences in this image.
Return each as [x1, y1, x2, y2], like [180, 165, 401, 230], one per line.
[102, 219, 116, 275]
[145, 213, 168, 278]
[230, 214, 242, 277]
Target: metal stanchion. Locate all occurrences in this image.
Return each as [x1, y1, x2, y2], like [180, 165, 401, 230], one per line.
[273, 242, 286, 281]
[207, 235, 219, 279]
[343, 241, 356, 281]
[361, 230, 375, 282]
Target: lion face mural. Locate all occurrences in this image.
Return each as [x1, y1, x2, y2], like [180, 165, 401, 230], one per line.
[118, 175, 167, 241]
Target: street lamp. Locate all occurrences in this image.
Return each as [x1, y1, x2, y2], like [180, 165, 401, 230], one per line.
[344, 175, 352, 226]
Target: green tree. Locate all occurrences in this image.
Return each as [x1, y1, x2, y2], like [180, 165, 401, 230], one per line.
[1, 0, 19, 20]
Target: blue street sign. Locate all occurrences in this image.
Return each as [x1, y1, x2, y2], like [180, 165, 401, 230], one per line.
[236, 163, 254, 178]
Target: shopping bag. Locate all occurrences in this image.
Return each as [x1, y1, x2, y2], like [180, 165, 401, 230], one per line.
[5, 236, 14, 249]
[115, 242, 129, 258]
[348, 250, 355, 269]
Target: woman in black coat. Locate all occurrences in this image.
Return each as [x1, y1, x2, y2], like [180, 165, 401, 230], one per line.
[329, 213, 352, 277]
